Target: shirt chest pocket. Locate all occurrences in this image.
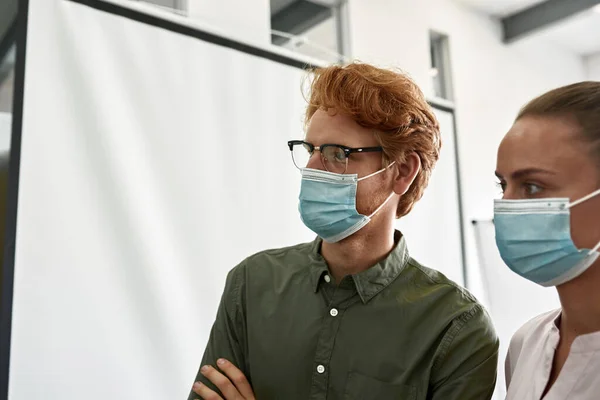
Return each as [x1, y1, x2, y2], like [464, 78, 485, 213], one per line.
[344, 371, 417, 400]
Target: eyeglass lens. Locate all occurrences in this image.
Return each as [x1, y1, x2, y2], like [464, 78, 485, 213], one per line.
[291, 143, 348, 173]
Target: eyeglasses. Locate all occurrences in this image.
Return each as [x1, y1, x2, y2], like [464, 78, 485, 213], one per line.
[287, 140, 384, 174]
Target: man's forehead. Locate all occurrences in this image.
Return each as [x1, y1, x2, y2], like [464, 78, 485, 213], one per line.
[307, 109, 356, 131]
[305, 110, 379, 148]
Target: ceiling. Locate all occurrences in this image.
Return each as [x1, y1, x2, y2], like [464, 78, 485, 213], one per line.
[457, 0, 547, 17]
[271, 0, 341, 16]
[534, 8, 600, 55]
[271, 0, 297, 15]
[457, 0, 600, 56]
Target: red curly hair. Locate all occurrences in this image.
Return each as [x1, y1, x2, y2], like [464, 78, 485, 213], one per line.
[304, 63, 441, 218]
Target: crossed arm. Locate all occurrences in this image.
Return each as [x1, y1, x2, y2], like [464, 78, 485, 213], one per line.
[188, 267, 498, 399]
[190, 359, 255, 400]
[188, 265, 256, 400]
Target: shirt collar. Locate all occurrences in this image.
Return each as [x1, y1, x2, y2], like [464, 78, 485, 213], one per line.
[549, 311, 600, 353]
[308, 230, 410, 303]
[308, 238, 329, 291]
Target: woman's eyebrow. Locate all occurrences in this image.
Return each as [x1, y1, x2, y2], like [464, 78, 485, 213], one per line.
[495, 168, 556, 180]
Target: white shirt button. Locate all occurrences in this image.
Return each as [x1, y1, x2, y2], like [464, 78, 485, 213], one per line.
[330, 308, 338, 317]
[317, 365, 325, 374]
[324, 275, 331, 283]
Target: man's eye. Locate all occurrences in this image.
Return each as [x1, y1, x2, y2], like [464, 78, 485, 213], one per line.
[334, 152, 346, 162]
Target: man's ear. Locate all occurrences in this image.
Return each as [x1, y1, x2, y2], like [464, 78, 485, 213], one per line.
[392, 153, 421, 195]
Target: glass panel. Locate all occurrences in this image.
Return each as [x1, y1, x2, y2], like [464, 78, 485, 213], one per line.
[0, 45, 15, 113]
[283, 16, 341, 64]
[270, 1, 346, 64]
[128, 0, 185, 12]
[429, 31, 453, 101]
[0, 44, 13, 293]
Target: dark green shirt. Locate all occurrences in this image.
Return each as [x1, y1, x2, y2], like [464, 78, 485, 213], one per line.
[189, 231, 498, 399]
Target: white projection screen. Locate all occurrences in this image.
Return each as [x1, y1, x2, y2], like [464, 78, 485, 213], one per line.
[1, 0, 468, 399]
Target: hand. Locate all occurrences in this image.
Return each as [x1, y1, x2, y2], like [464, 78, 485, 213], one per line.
[192, 358, 255, 400]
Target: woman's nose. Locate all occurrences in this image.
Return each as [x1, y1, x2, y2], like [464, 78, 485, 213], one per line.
[502, 185, 519, 200]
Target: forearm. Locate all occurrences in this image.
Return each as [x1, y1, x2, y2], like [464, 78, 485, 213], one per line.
[187, 265, 248, 399]
[188, 325, 248, 399]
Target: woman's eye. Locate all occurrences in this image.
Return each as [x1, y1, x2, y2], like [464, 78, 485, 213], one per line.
[524, 183, 543, 196]
[495, 181, 506, 193]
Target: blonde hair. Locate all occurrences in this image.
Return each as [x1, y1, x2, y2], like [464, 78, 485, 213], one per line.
[304, 63, 441, 217]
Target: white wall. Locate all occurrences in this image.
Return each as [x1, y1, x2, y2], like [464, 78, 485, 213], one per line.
[348, 0, 585, 299]
[585, 53, 600, 80]
[187, 0, 271, 44]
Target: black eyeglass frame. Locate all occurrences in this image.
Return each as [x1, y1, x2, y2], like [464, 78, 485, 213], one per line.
[287, 140, 384, 172]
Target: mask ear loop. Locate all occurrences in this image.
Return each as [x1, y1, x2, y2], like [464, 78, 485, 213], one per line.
[566, 188, 600, 254]
[359, 161, 398, 218]
[357, 161, 396, 182]
[567, 187, 600, 208]
[368, 192, 396, 218]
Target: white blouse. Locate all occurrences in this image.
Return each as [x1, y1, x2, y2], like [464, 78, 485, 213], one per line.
[505, 309, 600, 400]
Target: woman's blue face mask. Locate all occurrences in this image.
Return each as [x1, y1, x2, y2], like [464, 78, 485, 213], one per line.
[494, 188, 600, 287]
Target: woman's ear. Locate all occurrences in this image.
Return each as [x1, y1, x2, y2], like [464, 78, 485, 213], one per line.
[392, 153, 421, 195]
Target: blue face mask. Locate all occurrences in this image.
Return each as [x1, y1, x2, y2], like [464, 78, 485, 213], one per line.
[298, 163, 395, 243]
[494, 188, 600, 287]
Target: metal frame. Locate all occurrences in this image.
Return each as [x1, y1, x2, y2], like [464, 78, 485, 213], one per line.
[0, 0, 27, 395]
[427, 99, 469, 289]
[502, 0, 600, 43]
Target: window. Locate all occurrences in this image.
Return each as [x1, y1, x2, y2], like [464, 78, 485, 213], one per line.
[0, 44, 14, 276]
[130, 0, 187, 13]
[0, 45, 15, 113]
[270, 0, 349, 64]
[429, 31, 453, 101]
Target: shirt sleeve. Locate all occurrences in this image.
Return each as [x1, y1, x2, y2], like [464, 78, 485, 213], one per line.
[429, 304, 499, 400]
[187, 263, 249, 400]
[505, 317, 528, 391]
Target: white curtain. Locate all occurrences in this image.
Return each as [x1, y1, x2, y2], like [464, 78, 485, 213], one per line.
[12, 1, 313, 398]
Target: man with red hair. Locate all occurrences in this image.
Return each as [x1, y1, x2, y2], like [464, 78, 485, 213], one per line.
[189, 63, 498, 400]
